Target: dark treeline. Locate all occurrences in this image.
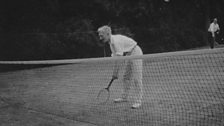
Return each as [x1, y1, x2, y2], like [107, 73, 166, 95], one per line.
[0, 0, 223, 60]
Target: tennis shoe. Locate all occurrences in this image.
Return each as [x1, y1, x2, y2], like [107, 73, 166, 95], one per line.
[114, 98, 127, 103]
[131, 103, 141, 109]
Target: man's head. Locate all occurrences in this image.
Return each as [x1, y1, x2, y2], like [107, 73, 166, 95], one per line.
[213, 18, 218, 24]
[97, 25, 111, 43]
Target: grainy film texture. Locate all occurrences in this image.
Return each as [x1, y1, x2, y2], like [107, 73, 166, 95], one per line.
[0, 48, 224, 126]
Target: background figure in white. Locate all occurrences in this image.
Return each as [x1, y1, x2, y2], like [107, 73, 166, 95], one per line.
[208, 18, 220, 49]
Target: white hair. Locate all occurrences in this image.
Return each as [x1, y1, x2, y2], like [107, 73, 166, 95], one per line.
[97, 25, 112, 35]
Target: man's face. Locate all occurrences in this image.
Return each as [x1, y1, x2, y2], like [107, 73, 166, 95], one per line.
[98, 31, 110, 43]
[214, 19, 217, 24]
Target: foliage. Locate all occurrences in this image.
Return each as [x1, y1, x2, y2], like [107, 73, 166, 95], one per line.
[0, 0, 223, 60]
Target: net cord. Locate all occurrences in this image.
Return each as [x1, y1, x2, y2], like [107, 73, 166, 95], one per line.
[0, 48, 223, 64]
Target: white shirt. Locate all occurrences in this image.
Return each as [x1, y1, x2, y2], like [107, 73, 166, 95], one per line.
[208, 22, 220, 33]
[110, 35, 137, 57]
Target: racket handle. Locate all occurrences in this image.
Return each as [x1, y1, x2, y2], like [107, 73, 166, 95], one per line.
[105, 78, 115, 90]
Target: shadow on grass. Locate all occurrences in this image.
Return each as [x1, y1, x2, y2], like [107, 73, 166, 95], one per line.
[0, 64, 68, 73]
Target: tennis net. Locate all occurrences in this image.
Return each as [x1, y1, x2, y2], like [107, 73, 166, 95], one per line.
[0, 48, 224, 126]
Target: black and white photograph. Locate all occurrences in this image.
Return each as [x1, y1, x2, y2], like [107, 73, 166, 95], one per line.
[0, 0, 224, 126]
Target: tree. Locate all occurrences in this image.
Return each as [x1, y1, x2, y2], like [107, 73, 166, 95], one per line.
[0, 0, 223, 60]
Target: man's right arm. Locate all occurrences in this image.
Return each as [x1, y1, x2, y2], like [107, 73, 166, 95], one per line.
[112, 61, 119, 80]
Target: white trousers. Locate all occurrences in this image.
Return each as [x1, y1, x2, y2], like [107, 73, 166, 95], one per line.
[122, 45, 143, 104]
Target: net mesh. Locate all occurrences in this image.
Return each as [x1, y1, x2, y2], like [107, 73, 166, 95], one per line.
[0, 48, 224, 126]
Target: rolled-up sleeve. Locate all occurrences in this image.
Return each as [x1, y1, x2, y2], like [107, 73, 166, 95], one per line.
[110, 35, 137, 56]
[111, 43, 123, 56]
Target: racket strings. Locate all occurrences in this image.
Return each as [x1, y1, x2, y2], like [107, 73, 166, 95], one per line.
[97, 89, 110, 104]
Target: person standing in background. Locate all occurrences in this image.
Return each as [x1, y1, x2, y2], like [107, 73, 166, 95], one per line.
[208, 18, 220, 49]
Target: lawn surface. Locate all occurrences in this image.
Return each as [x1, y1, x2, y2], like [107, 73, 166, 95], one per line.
[0, 48, 224, 126]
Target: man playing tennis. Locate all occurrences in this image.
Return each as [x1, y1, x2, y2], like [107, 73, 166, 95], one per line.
[97, 25, 143, 109]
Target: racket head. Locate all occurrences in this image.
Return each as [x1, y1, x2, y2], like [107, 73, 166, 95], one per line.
[96, 88, 110, 104]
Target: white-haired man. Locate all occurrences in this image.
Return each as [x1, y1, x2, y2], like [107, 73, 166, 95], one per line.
[97, 25, 143, 109]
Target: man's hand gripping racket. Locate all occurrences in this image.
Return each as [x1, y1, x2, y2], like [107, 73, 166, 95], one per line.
[96, 76, 117, 104]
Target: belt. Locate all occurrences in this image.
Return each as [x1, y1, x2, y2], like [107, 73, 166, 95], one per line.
[123, 44, 137, 56]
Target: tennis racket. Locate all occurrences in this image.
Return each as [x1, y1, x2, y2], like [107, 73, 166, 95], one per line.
[96, 78, 115, 104]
